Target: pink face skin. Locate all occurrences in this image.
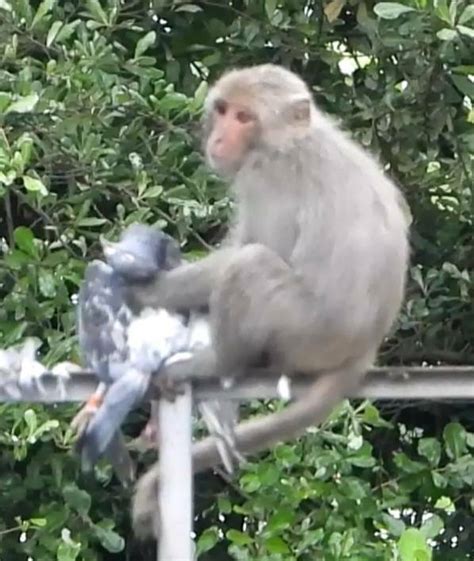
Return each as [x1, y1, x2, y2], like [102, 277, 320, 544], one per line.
[205, 98, 257, 176]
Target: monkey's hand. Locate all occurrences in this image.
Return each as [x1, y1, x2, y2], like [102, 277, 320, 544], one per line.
[121, 247, 239, 313]
[121, 277, 164, 314]
[154, 367, 187, 402]
[152, 347, 220, 403]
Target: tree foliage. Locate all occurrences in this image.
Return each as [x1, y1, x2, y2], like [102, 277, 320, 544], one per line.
[0, 0, 472, 559]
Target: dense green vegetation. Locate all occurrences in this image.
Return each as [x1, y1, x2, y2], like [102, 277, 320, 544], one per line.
[0, 0, 472, 559]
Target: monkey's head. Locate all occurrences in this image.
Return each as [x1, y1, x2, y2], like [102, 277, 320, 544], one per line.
[203, 64, 314, 178]
[101, 223, 182, 281]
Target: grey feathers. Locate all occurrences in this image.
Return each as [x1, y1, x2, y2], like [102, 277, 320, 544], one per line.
[76, 225, 189, 475]
[76, 223, 240, 479]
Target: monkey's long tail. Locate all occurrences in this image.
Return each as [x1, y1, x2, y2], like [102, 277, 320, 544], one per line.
[132, 366, 366, 539]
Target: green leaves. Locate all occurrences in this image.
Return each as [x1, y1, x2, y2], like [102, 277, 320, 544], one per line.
[93, 524, 125, 553]
[134, 31, 156, 59]
[264, 535, 291, 554]
[443, 422, 468, 460]
[23, 175, 48, 196]
[265, 0, 278, 20]
[418, 437, 441, 466]
[57, 529, 81, 561]
[5, 93, 39, 114]
[381, 513, 406, 537]
[46, 21, 63, 46]
[398, 528, 432, 561]
[63, 485, 91, 517]
[14, 227, 37, 257]
[421, 514, 444, 540]
[85, 0, 108, 25]
[196, 527, 220, 555]
[374, 2, 416, 19]
[226, 529, 253, 546]
[459, 5, 474, 25]
[31, 0, 56, 30]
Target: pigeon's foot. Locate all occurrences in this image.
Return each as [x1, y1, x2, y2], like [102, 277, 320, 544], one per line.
[70, 392, 103, 435]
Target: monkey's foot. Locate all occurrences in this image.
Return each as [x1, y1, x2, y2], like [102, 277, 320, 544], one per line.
[128, 420, 159, 453]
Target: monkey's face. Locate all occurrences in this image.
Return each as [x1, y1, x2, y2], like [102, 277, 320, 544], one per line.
[202, 65, 315, 179]
[204, 98, 260, 178]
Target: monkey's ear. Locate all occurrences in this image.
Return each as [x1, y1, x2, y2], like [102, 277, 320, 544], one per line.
[287, 96, 311, 124]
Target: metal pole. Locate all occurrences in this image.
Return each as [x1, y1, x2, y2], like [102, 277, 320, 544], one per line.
[4, 366, 474, 403]
[158, 384, 194, 561]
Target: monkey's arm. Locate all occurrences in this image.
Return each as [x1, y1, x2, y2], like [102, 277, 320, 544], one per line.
[132, 366, 366, 538]
[129, 247, 238, 311]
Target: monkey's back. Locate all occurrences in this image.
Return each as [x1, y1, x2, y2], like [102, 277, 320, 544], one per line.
[234, 114, 410, 364]
[299, 118, 409, 351]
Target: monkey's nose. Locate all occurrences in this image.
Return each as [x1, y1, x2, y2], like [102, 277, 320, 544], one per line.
[210, 139, 226, 159]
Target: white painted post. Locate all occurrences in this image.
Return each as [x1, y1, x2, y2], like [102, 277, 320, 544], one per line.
[157, 384, 194, 561]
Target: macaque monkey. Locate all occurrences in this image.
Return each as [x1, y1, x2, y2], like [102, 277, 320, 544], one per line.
[128, 63, 410, 538]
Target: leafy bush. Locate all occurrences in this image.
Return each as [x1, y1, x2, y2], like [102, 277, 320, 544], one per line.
[0, 0, 472, 559]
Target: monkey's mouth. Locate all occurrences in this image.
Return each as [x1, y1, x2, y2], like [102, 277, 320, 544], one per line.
[206, 154, 240, 179]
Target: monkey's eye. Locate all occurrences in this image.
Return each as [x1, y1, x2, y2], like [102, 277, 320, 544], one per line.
[215, 100, 227, 115]
[236, 110, 254, 124]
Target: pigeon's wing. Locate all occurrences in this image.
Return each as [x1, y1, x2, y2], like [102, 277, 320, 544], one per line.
[77, 260, 131, 381]
[76, 260, 138, 482]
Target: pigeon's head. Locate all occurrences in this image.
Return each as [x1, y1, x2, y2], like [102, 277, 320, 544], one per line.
[101, 224, 182, 281]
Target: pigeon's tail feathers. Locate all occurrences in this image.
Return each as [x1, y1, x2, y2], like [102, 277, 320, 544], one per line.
[104, 431, 136, 487]
[198, 400, 244, 474]
[77, 369, 151, 470]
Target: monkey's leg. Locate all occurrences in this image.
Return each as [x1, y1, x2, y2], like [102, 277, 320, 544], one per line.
[152, 243, 324, 392]
[209, 243, 321, 375]
[133, 244, 372, 538]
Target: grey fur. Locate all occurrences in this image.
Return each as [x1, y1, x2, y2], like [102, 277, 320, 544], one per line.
[129, 64, 410, 539]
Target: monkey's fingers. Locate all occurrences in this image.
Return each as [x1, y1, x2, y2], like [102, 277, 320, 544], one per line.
[122, 278, 162, 313]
